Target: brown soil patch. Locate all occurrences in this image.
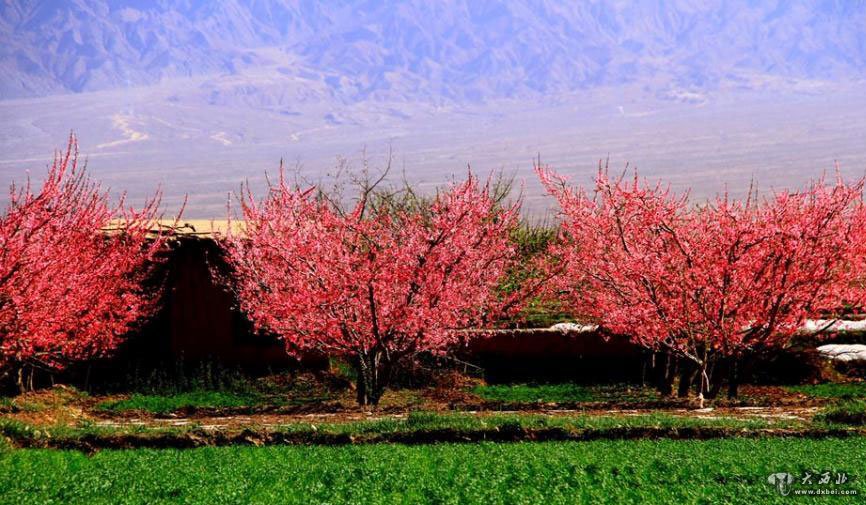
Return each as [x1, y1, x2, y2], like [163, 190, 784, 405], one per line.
[10, 425, 863, 453]
[0, 384, 829, 432]
[0, 385, 99, 426]
[83, 404, 822, 433]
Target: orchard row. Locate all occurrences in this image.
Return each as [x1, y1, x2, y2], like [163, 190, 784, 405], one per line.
[3, 135, 864, 405]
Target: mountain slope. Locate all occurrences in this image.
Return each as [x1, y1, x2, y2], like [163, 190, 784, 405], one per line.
[1, 0, 865, 101]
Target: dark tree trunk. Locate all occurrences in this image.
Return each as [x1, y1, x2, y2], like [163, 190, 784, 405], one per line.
[655, 351, 676, 396]
[704, 358, 726, 399]
[727, 359, 740, 399]
[355, 375, 386, 406]
[705, 372, 723, 399]
[696, 360, 709, 408]
[678, 360, 698, 398]
[356, 369, 368, 406]
[355, 351, 391, 407]
[14, 364, 37, 394]
[16, 366, 25, 395]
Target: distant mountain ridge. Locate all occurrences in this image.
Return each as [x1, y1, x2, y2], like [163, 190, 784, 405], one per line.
[2, 0, 865, 102]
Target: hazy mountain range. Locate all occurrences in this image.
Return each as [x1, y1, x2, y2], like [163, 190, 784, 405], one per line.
[2, 0, 865, 103]
[2, 1, 866, 218]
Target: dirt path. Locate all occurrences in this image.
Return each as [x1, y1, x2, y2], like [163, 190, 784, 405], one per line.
[88, 405, 821, 431]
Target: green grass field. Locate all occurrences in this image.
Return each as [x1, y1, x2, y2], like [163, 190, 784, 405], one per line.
[96, 388, 334, 414]
[2, 381, 861, 502]
[786, 382, 866, 399]
[96, 391, 271, 414]
[1, 438, 863, 504]
[817, 400, 866, 425]
[471, 383, 658, 403]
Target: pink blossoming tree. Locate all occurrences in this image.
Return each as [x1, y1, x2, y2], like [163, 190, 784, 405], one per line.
[221, 171, 532, 405]
[539, 165, 866, 403]
[0, 136, 171, 391]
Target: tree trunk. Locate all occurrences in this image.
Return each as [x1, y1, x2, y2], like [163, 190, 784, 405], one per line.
[705, 371, 723, 399]
[655, 351, 675, 396]
[355, 352, 391, 407]
[355, 367, 368, 406]
[696, 360, 709, 409]
[677, 360, 697, 398]
[727, 359, 739, 399]
[705, 356, 735, 399]
[13, 364, 37, 394]
[16, 366, 25, 395]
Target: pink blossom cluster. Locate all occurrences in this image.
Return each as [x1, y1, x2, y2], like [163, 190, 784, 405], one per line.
[539, 165, 866, 395]
[223, 173, 523, 360]
[0, 136, 168, 377]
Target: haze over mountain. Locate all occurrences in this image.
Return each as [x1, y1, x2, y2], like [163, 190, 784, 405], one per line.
[1, 1, 866, 217]
[3, 0, 865, 102]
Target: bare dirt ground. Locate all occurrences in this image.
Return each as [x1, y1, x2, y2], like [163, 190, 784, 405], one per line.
[0, 384, 825, 432]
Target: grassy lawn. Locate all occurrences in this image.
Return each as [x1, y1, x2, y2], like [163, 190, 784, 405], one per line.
[96, 391, 273, 414]
[782, 383, 866, 427]
[95, 384, 334, 415]
[1, 438, 863, 504]
[3, 380, 837, 418]
[471, 383, 658, 403]
[261, 411, 787, 435]
[786, 382, 866, 399]
[817, 400, 866, 426]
